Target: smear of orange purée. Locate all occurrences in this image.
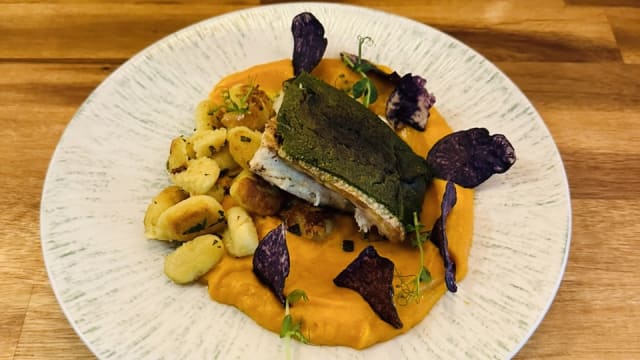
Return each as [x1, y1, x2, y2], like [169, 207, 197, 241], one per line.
[204, 59, 474, 349]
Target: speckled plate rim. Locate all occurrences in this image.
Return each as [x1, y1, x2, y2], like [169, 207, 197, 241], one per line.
[40, 3, 572, 359]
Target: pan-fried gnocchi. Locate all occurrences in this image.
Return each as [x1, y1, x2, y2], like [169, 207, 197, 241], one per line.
[229, 170, 283, 216]
[227, 126, 263, 170]
[190, 128, 227, 158]
[164, 234, 225, 284]
[222, 206, 259, 257]
[144, 186, 189, 239]
[194, 99, 221, 131]
[211, 146, 241, 175]
[170, 157, 221, 195]
[218, 84, 273, 130]
[154, 195, 226, 242]
[167, 137, 190, 174]
[143, 81, 285, 282]
[206, 173, 234, 203]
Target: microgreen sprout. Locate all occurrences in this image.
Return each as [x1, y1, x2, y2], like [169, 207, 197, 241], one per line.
[395, 212, 432, 305]
[280, 289, 310, 360]
[221, 79, 257, 114]
[348, 36, 374, 70]
[341, 36, 378, 107]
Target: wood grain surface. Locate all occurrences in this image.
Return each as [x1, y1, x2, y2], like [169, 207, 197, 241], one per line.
[1, 0, 638, 359]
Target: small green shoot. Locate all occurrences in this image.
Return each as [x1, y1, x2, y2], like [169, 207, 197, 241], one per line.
[395, 212, 432, 305]
[221, 80, 256, 114]
[351, 78, 378, 107]
[280, 289, 310, 360]
[342, 35, 378, 107]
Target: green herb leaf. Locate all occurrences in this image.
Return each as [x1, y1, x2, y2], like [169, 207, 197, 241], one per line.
[280, 314, 294, 338]
[366, 80, 378, 106]
[182, 218, 207, 235]
[290, 329, 310, 344]
[286, 289, 309, 305]
[408, 213, 429, 247]
[351, 78, 378, 107]
[419, 266, 432, 283]
[355, 61, 374, 74]
[280, 289, 310, 356]
[395, 212, 432, 305]
[352, 78, 367, 98]
[342, 35, 379, 107]
[221, 82, 256, 114]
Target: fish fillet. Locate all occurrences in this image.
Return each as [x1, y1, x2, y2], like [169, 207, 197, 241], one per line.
[250, 73, 431, 242]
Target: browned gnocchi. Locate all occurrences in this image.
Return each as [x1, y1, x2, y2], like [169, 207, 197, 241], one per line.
[229, 170, 284, 216]
[143, 186, 189, 239]
[143, 81, 283, 281]
[154, 195, 226, 242]
[164, 234, 225, 284]
[226, 126, 263, 170]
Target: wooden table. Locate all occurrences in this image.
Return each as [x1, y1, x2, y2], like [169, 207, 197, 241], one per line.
[2, 0, 638, 358]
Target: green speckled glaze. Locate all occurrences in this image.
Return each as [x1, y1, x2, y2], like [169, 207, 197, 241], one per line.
[277, 73, 430, 227]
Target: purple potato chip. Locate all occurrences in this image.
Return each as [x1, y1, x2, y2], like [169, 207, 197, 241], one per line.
[386, 73, 436, 131]
[291, 12, 327, 76]
[333, 246, 403, 329]
[252, 223, 289, 306]
[427, 127, 516, 188]
[430, 180, 458, 292]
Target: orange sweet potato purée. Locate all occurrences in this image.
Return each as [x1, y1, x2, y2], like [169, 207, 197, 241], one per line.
[202, 59, 474, 349]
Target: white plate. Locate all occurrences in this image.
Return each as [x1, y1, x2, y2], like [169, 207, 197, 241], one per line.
[40, 3, 571, 359]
